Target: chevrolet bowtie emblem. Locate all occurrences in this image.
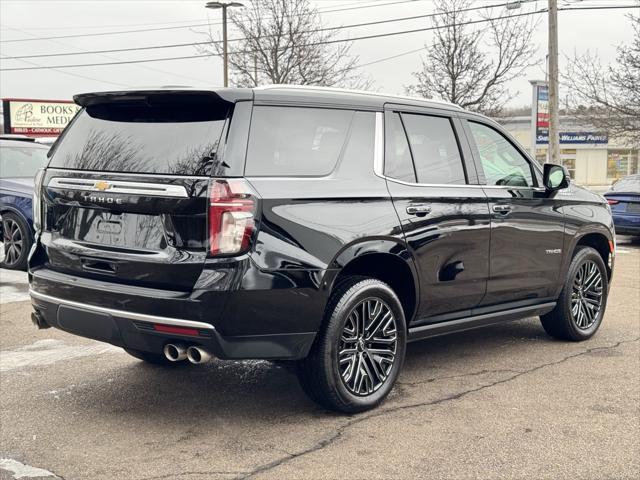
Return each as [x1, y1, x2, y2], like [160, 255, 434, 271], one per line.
[94, 180, 112, 191]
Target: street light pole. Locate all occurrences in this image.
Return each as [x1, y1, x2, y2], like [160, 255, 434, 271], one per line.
[205, 1, 243, 87]
[548, 0, 560, 164]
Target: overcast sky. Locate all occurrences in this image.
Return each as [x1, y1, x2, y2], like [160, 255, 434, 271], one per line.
[1, 0, 638, 108]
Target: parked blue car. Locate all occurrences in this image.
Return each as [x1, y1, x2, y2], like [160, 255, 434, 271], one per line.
[0, 138, 50, 270]
[604, 174, 640, 237]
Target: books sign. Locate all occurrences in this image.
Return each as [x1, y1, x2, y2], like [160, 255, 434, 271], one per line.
[2, 98, 81, 137]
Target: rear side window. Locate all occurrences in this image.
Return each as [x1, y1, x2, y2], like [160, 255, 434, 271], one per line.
[245, 106, 353, 176]
[468, 121, 534, 187]
[401, 113, 466, 185]
[49, 101, 229, 176]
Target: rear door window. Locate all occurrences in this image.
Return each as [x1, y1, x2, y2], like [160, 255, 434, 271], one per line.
[49, 102, 229, 176]
[384, 112, 416, 183]
[401, 113, 466, 185]
[245, 106, 353, 176]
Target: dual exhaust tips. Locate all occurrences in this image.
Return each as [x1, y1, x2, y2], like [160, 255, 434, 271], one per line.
[163, 343, 212, 364]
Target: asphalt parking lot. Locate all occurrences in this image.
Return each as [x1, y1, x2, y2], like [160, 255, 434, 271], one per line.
[1, 237, 638, 480]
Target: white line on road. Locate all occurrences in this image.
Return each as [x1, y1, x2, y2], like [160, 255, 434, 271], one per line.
[0, 339, 121, 373]
[0, 268, 30, 304]
[0, 458, 59, 479]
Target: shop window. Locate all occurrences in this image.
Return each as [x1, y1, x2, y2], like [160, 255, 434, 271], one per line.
[560, 149, 576, 179]
[607, 149, 639, 181]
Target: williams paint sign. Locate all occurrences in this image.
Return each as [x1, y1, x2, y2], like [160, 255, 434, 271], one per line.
[2, 98, 81, 137]
[537, 131, 609, 144]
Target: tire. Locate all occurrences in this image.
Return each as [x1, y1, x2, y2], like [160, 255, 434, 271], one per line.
[540, 246, 609, 341]
[1, 212, 32, 271]
[123, 348, 189, 366]
[297, 277, 407, 413]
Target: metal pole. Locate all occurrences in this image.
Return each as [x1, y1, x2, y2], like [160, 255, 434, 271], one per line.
[530, 81, 538, 159]
[548, 0, 560, 164]
[222, 5, 228, 87]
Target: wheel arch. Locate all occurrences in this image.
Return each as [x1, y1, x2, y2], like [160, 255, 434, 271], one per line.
[0, 205, 33, 234]
[322, 239, 419, 325]
[574, 231, 613, 279]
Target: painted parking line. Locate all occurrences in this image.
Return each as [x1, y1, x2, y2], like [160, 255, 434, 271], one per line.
[0, 339, 121, 373]
[0, 268, 30, 304]
[0, 458, 60, 479]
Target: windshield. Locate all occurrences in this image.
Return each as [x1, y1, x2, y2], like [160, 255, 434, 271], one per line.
[0, 145, 49, 178]
[49, 102, 229, 176]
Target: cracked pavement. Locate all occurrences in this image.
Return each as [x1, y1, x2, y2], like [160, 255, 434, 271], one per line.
[1, 237, 639, 480]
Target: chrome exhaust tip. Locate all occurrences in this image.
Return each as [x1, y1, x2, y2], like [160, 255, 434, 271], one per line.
[163, 343, 187, 362]
[186, 346, 212, 364]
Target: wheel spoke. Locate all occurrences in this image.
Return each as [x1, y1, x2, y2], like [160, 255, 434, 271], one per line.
[571, 260, 603, 330]
[338, 296, 397, 396]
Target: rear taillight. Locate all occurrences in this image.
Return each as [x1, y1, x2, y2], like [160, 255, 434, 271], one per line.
[607, 199, 619, 205]
[32, 168, 45, 233]
[208, 179, 258, 256]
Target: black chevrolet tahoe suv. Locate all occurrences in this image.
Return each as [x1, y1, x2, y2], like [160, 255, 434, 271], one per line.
[29, 86, 615, 413]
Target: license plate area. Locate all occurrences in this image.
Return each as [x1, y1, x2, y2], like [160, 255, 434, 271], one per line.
[56, 208, 167, 250]
[626, 203, 640, 214]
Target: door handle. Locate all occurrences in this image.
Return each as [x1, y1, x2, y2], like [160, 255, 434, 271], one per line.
[492, 204, 513, 214]
[406, 204, 432, 216]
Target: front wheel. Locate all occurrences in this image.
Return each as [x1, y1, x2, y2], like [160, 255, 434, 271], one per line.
[297, 277, 407, 413]
[540, 246, 609, 341]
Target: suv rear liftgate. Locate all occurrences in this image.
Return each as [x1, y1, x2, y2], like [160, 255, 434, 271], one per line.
[29, 89, 316, 360]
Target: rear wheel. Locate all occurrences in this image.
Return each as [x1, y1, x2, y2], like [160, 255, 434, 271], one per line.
[1, 212, 32, 270]
[540, 246, 608, 341]
[297, 277, 406, 413]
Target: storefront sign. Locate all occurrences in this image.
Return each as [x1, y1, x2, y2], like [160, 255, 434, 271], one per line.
[537, 131, 609, 144]
[2, 98, 81, 137]
[534, 84, 549, 143]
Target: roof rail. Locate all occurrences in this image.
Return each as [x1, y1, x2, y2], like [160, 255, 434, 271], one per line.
[255, 84, 462, 109]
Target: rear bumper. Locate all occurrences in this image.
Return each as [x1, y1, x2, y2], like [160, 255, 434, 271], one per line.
[29, 265, 319, 360]
[613, 214, 640, 236]
[30, 289, 315, 360]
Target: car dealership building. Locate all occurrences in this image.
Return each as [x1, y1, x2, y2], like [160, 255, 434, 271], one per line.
[500, 115, 638, 188]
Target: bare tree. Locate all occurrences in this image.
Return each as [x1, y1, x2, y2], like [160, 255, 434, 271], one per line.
[198, 0, 370, 89]
[406, 0, 538, 116]
[563, 14, 639, 147]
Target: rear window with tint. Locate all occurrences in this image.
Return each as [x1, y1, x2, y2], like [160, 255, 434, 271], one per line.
[49, 102, 229, 175]
[245, 106, 354, 176]
[612, 176, 640, 193]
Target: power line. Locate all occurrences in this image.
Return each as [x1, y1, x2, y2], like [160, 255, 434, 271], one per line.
[1, 0, 538, 60]
[0, 0, 375, 32]
[0, 0, 417, 43]
[0, 54, 130, 88]
[1, 4, 635, 72]
[2, 25, 209, 84]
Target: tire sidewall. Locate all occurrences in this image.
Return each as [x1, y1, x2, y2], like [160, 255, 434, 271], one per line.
[1, 212, 32, 270]
[563, 247, 609, 339]
[322, 280, 407, 410]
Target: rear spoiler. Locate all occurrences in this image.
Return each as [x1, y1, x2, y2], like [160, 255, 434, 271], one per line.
[73, 88, 253, 107]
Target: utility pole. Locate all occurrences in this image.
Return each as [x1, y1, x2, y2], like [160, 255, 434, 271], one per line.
[548, 0, 560, 164]
[205, 1, 243, 87]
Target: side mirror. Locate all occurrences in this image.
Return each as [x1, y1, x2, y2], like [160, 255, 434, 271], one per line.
[543, 163, 570, 191]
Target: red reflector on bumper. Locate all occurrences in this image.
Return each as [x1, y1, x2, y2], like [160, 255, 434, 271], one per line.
[153, 324, 199, 336]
